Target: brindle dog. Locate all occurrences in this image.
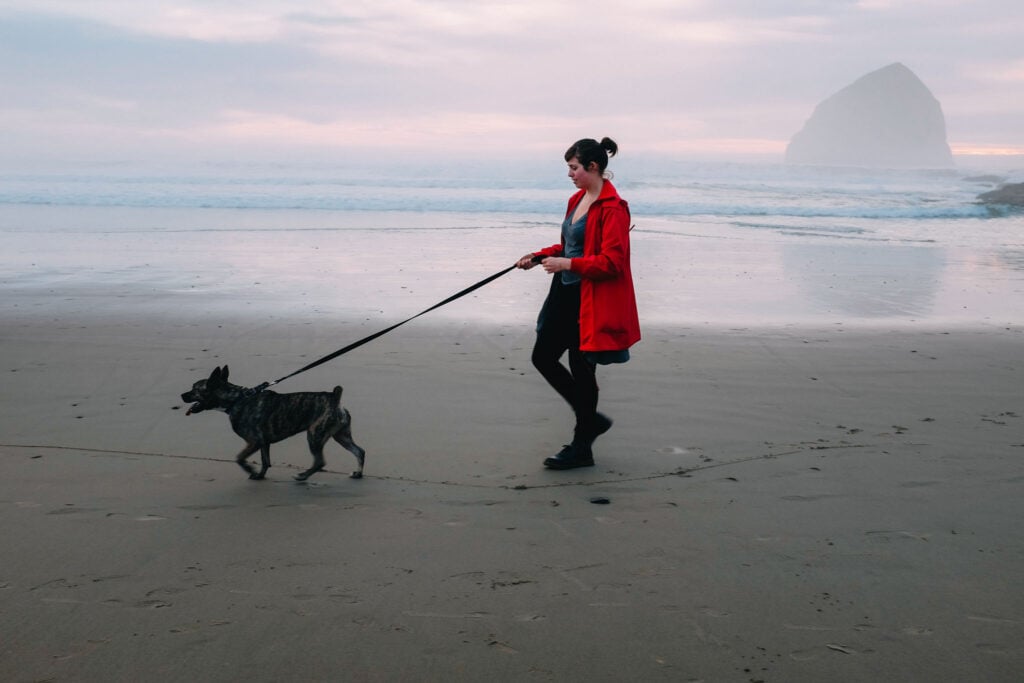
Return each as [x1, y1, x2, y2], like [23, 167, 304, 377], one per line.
[181, 366, 365, 481]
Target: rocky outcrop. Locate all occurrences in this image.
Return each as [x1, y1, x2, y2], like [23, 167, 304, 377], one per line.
[786, 63, 954, 168]
[978, 182, 1024, 207]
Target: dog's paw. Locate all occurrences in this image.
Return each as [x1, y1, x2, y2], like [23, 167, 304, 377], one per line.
[350, 471, 363, 480]
[293, 473, 310, 482]
[249, 473, 266, 480]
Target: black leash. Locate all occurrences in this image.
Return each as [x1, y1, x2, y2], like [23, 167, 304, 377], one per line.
[258, 259, 534, 392]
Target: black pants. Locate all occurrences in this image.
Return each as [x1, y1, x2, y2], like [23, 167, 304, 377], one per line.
[531, 277, 598, 433]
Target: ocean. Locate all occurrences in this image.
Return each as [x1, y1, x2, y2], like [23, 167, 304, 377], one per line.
[1, 159, 1022, 327]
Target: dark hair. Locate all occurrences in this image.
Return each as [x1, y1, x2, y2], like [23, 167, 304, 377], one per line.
[564, 137, 618, 173]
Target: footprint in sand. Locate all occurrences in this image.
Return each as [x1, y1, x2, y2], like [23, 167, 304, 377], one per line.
[594, 516, 622, 525]
[91, 574, 130, 584]
[967, 614, 1019, 624]
[136, 599, 171, 609]
[976, 643, 1011, 654]
[901, 626, 933, 636]
[47, 507, 104, 515]
[826, 643, 859, 655]
[487, 639, 519, 655]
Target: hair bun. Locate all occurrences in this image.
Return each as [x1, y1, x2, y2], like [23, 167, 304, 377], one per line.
[564, 137, 618, 172]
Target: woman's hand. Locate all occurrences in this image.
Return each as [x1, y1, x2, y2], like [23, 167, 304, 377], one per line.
[516, 253, 539, 269]
[540, 257, 572, 274]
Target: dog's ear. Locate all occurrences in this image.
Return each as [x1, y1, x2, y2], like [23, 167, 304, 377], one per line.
[222, 365, 229, 381]
[209, 366, 223, 384]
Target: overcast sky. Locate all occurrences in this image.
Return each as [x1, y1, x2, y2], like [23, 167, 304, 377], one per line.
[1, 0, 1021, 166]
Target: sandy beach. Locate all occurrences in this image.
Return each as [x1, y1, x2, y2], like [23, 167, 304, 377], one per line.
[4, 2, 1024, 678]
[2, 300, 1022, 681]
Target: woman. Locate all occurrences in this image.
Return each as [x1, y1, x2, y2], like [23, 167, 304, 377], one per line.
[516, 137, 640, 470]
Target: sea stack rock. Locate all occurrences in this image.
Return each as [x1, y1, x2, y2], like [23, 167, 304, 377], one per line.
[786, 63, 954, 168]
[978, 182, 1024, 207]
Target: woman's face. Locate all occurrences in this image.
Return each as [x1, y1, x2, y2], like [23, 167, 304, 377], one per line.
[567, 156, 600, 190]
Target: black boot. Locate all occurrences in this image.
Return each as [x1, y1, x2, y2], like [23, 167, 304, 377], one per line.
[543, 442, 594, 470]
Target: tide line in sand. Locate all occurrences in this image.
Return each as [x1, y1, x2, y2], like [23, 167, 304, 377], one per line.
[0, 440, 871, 490]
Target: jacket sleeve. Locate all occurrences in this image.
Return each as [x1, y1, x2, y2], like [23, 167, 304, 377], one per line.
[569, 203, 630, 281]
[534, 243, 564, 259]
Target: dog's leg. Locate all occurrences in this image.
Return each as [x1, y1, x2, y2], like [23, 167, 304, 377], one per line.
[255, 444, 271, 480]
[333, 419, 366, 479]
[295, 429, 328, 482]
[234, 443, 264, 480]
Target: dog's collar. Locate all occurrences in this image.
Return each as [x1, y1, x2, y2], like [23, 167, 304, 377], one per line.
[223, 383, 270, 411]
[244, 382, 270, 398]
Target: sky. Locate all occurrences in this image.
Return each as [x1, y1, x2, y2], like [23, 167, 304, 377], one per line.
[1, 0, 1022, 167]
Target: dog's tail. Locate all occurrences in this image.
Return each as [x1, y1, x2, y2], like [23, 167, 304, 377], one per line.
[331, 386, 343, 407]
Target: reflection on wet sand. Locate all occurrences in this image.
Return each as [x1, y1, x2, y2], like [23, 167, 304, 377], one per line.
[783, 243, 943, 318]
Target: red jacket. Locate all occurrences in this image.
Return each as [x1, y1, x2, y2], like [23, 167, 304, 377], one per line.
[535, 180, 641, 352]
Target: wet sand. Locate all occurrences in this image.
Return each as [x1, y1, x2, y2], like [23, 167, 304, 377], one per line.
[1, 307, 1022, 681]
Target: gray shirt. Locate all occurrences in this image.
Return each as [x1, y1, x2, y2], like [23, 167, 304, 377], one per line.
[560, 208, 586, 285]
